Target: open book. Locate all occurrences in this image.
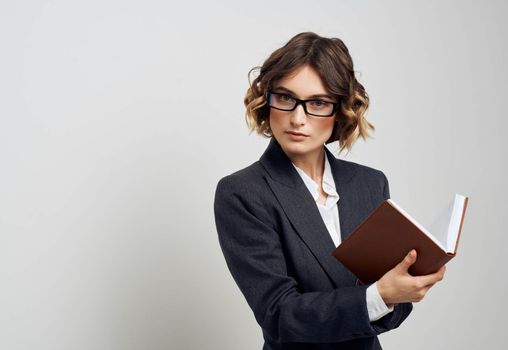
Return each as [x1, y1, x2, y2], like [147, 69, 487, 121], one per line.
[332, 194, 469, 284]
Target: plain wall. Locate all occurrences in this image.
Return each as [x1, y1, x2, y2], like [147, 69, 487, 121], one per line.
[1, 0, 507, 349]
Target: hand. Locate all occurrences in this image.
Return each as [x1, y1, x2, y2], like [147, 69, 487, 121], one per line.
[376, 249, 446, 305]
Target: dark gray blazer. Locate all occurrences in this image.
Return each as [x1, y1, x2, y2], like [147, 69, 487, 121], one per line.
[214, 138, 412, 350]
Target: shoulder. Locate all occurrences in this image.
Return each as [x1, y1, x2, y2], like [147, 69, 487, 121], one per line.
[214, 161, 273, 211]
[333, 156, 388, 183]
[328, 156, 390, 200]
[215, 161, 266, 193]
[213, 161, 276, 224]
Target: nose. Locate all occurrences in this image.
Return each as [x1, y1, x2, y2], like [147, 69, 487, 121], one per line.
[289, 103, 307, 126]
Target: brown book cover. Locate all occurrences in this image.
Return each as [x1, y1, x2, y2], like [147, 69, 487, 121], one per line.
[332, 195, 469, 284]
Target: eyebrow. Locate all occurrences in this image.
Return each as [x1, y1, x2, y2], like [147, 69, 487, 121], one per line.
[271, 86, 335, 100]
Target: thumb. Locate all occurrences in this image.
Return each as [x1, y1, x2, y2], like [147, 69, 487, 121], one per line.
[398, 249, 417, 272]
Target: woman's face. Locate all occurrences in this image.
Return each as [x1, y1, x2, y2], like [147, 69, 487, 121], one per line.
[269, 64, 336, 161]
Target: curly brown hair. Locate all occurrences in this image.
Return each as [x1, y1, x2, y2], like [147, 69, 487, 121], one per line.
[244, 32, 374, 152]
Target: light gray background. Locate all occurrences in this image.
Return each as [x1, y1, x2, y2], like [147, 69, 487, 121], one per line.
[1, 1, 506, 349]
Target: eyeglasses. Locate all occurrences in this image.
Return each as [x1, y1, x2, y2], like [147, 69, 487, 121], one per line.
[267, 91, 338, 117]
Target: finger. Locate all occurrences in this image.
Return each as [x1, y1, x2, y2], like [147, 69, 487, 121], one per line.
[418, 285, 433, 301]
[416, 268, 446, 286]
[422, 281, 436, 290]
[433, 265, 446, 280]
[398, 249, 417, 272]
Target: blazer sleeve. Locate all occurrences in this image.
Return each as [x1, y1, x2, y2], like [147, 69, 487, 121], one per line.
[213, 174, 411, 344]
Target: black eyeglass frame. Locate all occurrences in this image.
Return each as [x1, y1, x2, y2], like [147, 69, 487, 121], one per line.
[266, 91, 339, 117]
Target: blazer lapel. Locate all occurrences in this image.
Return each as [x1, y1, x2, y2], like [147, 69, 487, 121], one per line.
[259, 138, 358, 287]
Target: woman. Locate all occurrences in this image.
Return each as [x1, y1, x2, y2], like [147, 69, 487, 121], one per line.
[213, 32, 445, 350]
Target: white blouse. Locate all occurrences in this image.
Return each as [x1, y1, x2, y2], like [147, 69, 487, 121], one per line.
[291, 154, 394, 322]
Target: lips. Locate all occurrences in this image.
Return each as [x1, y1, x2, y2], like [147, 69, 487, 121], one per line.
[286, 131, 309, 137]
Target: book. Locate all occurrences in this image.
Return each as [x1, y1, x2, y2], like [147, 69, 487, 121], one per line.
[332, 194, 469, 284]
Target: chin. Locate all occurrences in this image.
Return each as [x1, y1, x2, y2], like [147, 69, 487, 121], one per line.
[279, 141, 318, 157]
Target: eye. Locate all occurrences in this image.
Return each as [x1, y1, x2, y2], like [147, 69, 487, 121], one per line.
[278, 94, 294, 102]
[310, 100, 331, 108]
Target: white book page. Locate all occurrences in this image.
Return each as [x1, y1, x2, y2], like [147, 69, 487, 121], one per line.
[446, 195, 467, 252]
[427, 199, 455, 252]
[386, 199, 446, 251]
[427, 194, 467, 253]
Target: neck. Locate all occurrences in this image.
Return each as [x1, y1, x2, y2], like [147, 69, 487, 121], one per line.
[288, 146, 326, 183]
